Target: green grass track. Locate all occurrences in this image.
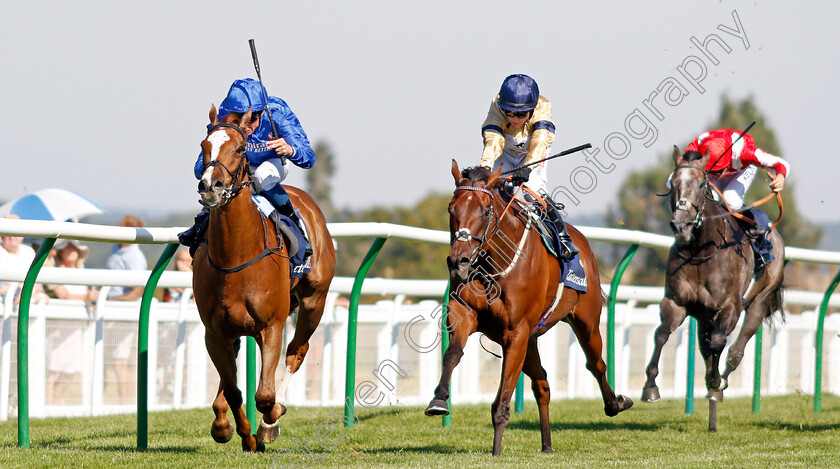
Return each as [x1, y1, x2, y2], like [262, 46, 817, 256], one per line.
[1, 395, 839, 468]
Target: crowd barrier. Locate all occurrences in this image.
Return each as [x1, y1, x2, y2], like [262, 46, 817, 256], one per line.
[1, 218, 839, 450]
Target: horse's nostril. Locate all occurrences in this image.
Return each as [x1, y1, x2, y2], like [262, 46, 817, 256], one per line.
[212, 180, 224, 190]
[197, 181, 206, 193]
[459, 257, 471, 267]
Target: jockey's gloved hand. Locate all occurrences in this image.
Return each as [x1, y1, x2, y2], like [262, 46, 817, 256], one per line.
[510, 167, 531, 186]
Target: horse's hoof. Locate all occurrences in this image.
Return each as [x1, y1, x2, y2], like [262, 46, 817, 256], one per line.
[255, 442, 266, 453]
[424, 399, 450, 416]
[257, 418, 280, 444]
[642, 386, 661, 403]
[706, 390, 724, 402]
[605, 395, 634, 417]
[210, 422, 234, 444]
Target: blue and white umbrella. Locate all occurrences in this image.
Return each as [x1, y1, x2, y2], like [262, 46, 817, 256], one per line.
[0, 188, 105, 222]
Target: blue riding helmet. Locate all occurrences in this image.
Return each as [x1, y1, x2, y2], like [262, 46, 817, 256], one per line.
[497, 74, 539, 112]
[219, 78, 268, 114]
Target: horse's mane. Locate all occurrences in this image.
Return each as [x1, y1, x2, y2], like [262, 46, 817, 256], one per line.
[460, 166, 506, 192]
[460, 166, 491, 184]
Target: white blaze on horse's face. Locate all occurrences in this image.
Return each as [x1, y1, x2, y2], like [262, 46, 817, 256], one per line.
[201, 129, 232, 183]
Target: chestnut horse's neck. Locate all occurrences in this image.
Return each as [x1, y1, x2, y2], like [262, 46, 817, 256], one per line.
[479, 189, 534, 277]
[207, 188, 275, 268]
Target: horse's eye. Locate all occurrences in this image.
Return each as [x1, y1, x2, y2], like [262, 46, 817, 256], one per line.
[483, 206, 492, 216]
[237, 146, 246, 154]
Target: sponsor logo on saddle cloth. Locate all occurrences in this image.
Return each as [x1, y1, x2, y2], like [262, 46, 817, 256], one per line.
[252, 194, 312, 279]
[532, 213, 587, 293]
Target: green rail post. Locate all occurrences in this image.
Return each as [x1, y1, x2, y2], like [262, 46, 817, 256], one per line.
[752, 322, 763, 414]
[247, 337, 257, 433]
[344, 237, 387, 428]
[814, 268, 840, 413]
[685, 316, 697, 414]
[441, 283, 452, 428]
[607, 244, 639, 389]
[137, 242, 178, 450]
[16, 237, 55, 449]
[515, 373, 525, 414]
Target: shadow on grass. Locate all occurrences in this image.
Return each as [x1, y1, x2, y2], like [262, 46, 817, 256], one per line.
[507, 420, 662, 432]
[373, 444, 476, 454]
[746, 421, 840, 432]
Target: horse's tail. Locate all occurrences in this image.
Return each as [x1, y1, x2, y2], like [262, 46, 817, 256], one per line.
[767, 285, 786, 324]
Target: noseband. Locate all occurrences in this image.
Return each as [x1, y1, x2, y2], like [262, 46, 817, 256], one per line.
[200, 123, 253, 208]
[451, 186, 499, 262]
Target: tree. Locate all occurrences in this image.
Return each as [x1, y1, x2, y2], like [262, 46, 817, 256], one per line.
[334, 192, 451, 282]
[306, 140, 337, 221]
[606, 95, 822, 285]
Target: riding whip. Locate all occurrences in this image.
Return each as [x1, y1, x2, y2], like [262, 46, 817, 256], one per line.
[707, 121, 756, 173]
[501, 143, 592, 175]
[248, 39, 285, 164]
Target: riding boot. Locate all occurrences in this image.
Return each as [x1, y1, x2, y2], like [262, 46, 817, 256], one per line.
[262, 184, 313, 256]
[743, 209, 774, 272]
[752, 232, 775, 272]
[178, 210, 209, 257]
[543, 196, 579, 261]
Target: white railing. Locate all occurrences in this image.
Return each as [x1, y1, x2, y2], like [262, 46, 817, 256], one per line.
[1, 218, 839, 420]
[2, 287, 839, 420]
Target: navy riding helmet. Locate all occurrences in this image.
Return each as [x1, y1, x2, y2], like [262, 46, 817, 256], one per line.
[498, 74, 539, 112]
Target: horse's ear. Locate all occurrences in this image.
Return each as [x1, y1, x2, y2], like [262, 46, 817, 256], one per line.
[700, 149, 711, 168]
[485, 166, 502, 189]
[672, 145, 681, 166]
[239, 108, 253, 131]
[451, 159, 462, 186]
[209, 105, 219, 126]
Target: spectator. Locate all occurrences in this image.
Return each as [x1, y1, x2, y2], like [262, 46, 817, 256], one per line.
[0, 215, 36, 299]
[44, 239, 95, 405]
[105, 215, 147, 401]
[106, 215, 147, 301]
[164, 247, 192, 302]
[46, 240, 98, 302]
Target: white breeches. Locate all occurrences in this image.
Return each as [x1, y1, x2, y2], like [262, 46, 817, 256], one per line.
[252, 158, 290, 190]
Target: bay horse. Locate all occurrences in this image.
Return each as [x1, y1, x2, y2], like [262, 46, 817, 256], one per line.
[642, 147, 784, 428]
[192, 106, 336, 452]
[425, 161, 632, 455]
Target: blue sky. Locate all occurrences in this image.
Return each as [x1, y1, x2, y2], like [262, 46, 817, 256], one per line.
[2, 1, 838, 222]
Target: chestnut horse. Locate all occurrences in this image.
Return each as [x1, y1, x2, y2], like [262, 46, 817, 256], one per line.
[192, 106, 335, 452]
[425, 161, 632, 455]
[642, 147, 784, 427]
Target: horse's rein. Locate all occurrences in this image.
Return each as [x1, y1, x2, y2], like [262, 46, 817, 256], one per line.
[705, 183, 784, 230]
[670, 165, 784, 230]
[452, 184, 532, 279]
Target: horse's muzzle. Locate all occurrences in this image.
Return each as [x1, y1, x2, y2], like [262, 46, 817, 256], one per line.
[447, 254, 471, 282]
[198, 178, 224, 208]
[670, 221, 693, 245]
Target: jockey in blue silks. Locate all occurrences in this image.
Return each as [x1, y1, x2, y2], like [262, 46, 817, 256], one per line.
[180, 78, 315, 254]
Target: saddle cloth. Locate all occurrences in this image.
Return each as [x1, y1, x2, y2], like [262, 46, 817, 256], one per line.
[253, 194, 311, 279]
[535, 215, 587, 293]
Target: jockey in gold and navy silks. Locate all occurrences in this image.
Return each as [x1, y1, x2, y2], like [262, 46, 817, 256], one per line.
[479, 74, 579, 260]
[193, 78, 315, 181]
[479, 75, 555, 197]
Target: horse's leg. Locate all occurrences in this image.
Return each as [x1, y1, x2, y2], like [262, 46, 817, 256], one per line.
[521, 337, 552, 453]
[698, 303, 738, 400]
[491, 327, 530, 456]
[255, 324, 286, 444]
[724, 273, 783, 383]
[643, 297, 687, 402]
[567, 306, 633, 417]
[205, 333, 260, 452]
[277, 290, 327, 405]
[425, 302, 477, 416]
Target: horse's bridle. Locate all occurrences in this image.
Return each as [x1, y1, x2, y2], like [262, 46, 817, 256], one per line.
[670, 165, 710, 231]
[199, 123, 253, 208]
[451, 186, 499, 264]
